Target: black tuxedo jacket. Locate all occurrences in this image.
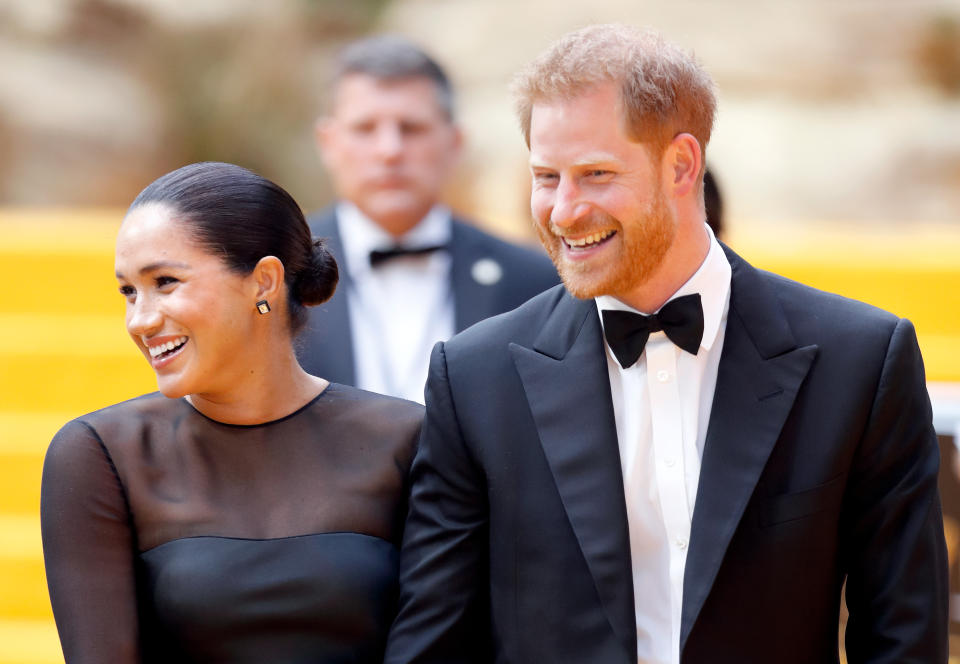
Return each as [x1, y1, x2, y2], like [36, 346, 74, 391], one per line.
[385, 245, 947, 664]
[296, 208, 559, 385]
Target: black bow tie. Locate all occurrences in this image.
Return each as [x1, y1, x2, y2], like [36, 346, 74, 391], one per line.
[601, 293, 704, 369]
[369, 244, 446, 267]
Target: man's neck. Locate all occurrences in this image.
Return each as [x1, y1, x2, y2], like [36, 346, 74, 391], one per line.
[618, 221, 711, 313]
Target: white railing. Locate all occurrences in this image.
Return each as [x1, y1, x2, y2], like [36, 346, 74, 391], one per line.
[931, 383, 960, 441]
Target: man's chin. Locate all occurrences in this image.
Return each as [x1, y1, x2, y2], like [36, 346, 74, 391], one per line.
[557, 269, 612, 301]
[362, 196, 430, 234]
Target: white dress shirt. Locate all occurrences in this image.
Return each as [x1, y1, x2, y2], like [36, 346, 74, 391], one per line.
[596, 225, 731, 664]
[336, 202, 455, 403]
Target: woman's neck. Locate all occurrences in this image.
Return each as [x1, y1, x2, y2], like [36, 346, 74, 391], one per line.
[187, 346, 328, 425]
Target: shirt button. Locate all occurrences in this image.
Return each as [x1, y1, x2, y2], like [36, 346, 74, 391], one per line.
[657, 369, 670, 382]
[676, 537, 688, 550]
[664, 458, 676, 468]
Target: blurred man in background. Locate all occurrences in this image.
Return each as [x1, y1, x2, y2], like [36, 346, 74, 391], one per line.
[299, 35, 558, 402]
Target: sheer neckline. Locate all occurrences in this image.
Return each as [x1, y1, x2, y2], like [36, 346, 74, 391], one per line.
[182, 384, 335, 428]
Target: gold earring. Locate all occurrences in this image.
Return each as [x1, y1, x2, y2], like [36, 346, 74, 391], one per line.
[256, 300, 271, 314]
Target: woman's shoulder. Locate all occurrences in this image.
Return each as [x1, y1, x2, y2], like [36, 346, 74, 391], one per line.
[317, 383, 424, 424]
[312, 384, 423, 457]
[69, 392, 183, 428]
[49, 392, 184, 453]
[44, 393, 176, 483]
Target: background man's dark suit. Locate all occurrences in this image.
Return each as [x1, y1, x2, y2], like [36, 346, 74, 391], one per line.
[385, 245, 948, 663]
[297, 208, 559, 385]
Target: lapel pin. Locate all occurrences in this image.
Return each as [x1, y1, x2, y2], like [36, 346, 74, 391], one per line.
[471, 258, 503, 286]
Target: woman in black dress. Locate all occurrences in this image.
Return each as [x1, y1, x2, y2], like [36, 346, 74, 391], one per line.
[40, 162, 423, 663]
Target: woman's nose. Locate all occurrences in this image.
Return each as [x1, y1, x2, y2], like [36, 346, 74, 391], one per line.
[126, 296, 163, 338]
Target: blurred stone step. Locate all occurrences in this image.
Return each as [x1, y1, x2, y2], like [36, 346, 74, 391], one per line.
[2, 251, 122, 317]
[0, 312, 155, 414]
[0, 413, 76, 514]
[0, 211, 122, 318]
[0, 515, 53, 621]
[0, 618, 61, 664]
[0, 352, 154, 414]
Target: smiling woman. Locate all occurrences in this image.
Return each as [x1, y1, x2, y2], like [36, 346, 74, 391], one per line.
[39, 162, 424, 663]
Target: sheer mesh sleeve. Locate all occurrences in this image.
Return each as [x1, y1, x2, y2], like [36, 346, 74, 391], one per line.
[41, 419, 141, 663]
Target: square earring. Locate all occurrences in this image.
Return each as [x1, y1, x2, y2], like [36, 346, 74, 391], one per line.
[256, 300, 271, 314]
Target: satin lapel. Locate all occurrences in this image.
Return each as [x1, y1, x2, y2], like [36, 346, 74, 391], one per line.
[679, 247, 817, 651]
[300, 210, 356, 385]
[450, 220, 501, 331]
[510, 293, 636, 657]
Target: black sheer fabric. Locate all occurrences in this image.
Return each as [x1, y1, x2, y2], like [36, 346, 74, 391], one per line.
[40, 384, 422, 663]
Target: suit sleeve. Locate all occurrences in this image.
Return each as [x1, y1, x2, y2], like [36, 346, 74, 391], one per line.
[842, 318, 948, 663]
[385, 342, 492, 664]
[41, 420, 141, 663]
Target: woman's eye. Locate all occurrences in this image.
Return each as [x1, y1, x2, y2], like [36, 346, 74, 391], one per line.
[118, 285, 136, 299]
[155, 276, 179, 288]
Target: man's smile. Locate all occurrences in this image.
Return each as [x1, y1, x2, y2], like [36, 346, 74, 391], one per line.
[562, 229, 617, 251]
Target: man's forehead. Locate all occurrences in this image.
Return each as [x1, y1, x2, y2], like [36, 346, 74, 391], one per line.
[331, 74, 446, 112]
[529, 151, 621, 169]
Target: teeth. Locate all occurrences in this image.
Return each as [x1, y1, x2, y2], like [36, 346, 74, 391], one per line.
[149, 336, 187, 358]
[565, 230, 614, 248]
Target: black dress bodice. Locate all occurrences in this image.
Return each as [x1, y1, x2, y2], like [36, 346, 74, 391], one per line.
[41, 384, 423, 663]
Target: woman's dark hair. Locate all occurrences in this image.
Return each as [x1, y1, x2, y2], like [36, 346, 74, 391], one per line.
[703, 167, 724, 240]
[128, 161, 338, 334]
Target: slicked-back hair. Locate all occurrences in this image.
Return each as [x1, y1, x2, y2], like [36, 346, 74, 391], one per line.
[512, 24, 717, 163]
[329, 34, 455, 121]
[129, 162, 338, 335]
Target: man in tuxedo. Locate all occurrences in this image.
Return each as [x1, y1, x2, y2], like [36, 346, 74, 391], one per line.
[385, 24, 947, 663]
[299, 35, 558, 401]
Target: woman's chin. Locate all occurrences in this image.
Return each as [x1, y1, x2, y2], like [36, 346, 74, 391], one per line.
[156, 380, 190, 399]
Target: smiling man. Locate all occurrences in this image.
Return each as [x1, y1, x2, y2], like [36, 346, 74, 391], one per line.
[298, 36, 558, 402]
[385, 24, 948, 664]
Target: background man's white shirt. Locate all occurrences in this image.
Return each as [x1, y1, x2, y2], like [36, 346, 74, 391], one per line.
[337, 201, 455, 403]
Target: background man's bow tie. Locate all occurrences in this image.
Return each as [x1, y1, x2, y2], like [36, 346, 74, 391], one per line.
[369, 244, 446, 267]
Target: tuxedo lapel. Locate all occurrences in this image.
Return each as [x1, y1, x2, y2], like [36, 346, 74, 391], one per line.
[450, 220, 502, 331]
[510, 292, 636, 658]
[680, 247, 817, 651]
[301, 210, 356, 385]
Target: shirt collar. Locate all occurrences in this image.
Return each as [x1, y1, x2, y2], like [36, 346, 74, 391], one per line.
[335, 201, 453, 279]
[596, 223, 731, 352]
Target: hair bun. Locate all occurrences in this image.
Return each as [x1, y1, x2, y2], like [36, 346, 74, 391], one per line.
[295, 238, 339, 306]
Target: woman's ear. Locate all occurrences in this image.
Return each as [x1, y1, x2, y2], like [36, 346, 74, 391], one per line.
[251, 256, 285, 305]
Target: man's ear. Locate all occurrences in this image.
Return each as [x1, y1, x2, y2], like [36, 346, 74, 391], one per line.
[663, 132, 702, 198]
[442, 123, 465, 171]
[314, 117, 336, 169]
[450, 123, 464, 156]
[251, 256, 286, 305]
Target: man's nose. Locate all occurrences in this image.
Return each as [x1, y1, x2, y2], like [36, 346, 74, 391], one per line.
[550, 177, 590, 228]
[374, 123, 404, 160]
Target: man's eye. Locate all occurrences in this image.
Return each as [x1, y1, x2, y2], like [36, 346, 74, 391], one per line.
[533, 172, 558, 184]
[350, 122, 376, 135]
[586, 170, 611, 178]
[400, 122, 427, 136]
